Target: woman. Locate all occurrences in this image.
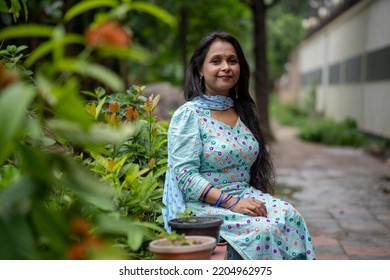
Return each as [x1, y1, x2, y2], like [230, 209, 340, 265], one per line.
[162, 31, 316, 260]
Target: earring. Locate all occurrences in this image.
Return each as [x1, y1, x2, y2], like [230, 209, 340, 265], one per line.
[235, 85, 238, 99]
[199, 75, 204, 90]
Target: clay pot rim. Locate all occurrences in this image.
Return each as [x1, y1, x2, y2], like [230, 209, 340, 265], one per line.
[168, 216, 223, 229]
[149, 235, 216, 254]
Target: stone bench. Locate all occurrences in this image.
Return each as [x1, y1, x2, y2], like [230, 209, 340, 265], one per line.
[211, 243, 227, 260]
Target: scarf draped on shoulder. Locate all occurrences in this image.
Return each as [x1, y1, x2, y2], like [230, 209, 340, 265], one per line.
[190, 95, 234, 110]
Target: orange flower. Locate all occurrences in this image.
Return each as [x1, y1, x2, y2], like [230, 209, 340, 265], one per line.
[68, 237, 102, 260]
[109, 102, 120, 113]
[126, 106, 134, 120]
[70, 217, 91, 237]
[107, 159, 115, 171]
[0, 64, 19, 90]
[125, 106, 139, 121]
[104, 112, 118, 125]
[132, 109, 139, 120]
[142, 94, 154, 112]
[148, 158, 156, 169]
[85, 21, 132, 48]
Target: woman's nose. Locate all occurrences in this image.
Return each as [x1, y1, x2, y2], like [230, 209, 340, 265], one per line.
[221, 60, 230, 71]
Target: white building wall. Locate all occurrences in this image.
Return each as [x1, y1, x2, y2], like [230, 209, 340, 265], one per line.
[293, 0, 390, 138]
[365, 0, 390, 51]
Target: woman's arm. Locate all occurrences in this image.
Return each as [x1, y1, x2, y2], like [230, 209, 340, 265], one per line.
[168, 106, 211, 201]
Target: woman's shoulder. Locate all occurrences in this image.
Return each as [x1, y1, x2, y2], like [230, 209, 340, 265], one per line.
[172, 101, 207, 119]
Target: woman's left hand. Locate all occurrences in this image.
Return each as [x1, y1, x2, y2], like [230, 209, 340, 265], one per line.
[229, 197, 267, 217]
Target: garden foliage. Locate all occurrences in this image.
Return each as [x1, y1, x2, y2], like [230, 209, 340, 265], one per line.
[0, 0, 174, 259]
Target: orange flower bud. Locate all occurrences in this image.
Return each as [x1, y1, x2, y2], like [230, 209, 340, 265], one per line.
[126, 106, 134, 121]
[148, 157, 156, 169]
[109, 102, 120, 113]
[107, 159, 115, 171]
[142, 94, 154, 112]
[85, 21, 132, 48]
[104, 112, 118, 125]
[70, 217, 91, 237]
[0, 64, 20, 90]
[132, 109, 139, 120]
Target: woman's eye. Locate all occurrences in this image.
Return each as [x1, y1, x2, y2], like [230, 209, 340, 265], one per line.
[212, 59, 220, 64]
[229, 59, 238, 64]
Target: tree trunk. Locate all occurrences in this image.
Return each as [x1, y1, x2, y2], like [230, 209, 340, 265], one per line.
[179, 4, 188, 85]
[251, 0, 273, 140]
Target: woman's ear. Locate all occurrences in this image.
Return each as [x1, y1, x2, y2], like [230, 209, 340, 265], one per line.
[198, 66, 203, 77]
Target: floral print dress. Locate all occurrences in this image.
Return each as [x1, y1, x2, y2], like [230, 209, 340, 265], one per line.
[162, 102, 316, 260]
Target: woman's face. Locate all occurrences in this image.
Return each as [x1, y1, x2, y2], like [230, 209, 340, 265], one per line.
[199, 39, 240, 96]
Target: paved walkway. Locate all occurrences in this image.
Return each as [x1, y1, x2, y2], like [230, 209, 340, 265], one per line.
[270, 122, 390, 260]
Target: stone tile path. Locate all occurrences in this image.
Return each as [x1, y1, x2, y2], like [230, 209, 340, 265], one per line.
[270, 123, 390, 260]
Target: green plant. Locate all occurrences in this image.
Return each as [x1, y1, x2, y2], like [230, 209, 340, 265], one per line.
[270, 93, 308, 127]
[162, 231, 189, 245]
[0, 45, 33, 77]
[177, 207, 196, 218]
[299, 118, 369, 147]
[0, 0, 174, 260]
[0, 0, 28, 22]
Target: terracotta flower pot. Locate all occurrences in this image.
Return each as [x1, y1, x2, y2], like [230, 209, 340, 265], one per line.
[168, 216, 224, 242]
[149, 235, 216, 260]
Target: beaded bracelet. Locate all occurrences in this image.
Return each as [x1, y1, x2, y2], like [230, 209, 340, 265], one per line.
[202, 185, 214, 201]
[227, 197, 241, 210]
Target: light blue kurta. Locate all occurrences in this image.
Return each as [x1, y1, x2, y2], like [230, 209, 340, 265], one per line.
[162, 102, 316, 260]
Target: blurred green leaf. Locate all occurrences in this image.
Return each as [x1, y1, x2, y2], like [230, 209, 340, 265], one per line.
[64, 0, 119, 22]
[56, 59, 124, 92]
[48, 120, 136, 147]
[31, 203, 69, 255]
[127, 227, 144, 251]
[95, 215, 162, 251]
[98, 45, 149, 64]
[0, 83, 36, 165]
[36, 75, 93, 129]
[130, 1, 177, 28]
[0, 178, 36, 218]
[0, 215, 36, 259]
[25, 34, 84, 68]
[95, 96, 107, 120]
[0, 1, 9, 13]
[58, 156, 116, 211]
[0, 24, 54, 40]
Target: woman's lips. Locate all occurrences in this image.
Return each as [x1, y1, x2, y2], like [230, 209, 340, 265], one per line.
[219, 75, 232, 80]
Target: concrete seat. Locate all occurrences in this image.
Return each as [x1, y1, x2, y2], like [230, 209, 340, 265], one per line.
[211, 243, 227, 260]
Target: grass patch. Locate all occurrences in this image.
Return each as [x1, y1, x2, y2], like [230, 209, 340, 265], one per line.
[270, 94, 388, 150]
[270, 93, 308, 127]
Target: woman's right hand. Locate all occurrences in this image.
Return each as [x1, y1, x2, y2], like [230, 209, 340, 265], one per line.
[229, 197, 267, 217]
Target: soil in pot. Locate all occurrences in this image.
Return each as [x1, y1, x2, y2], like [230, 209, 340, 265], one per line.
[168, 216, 224, 242]
[149, 235, 216, 260]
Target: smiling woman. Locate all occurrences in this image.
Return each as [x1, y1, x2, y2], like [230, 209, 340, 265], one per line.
[162, 31, 316, 260]
[199, 39, 240, 96]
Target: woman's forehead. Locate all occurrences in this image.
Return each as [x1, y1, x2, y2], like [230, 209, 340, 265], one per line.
[206, 40, 237, 57]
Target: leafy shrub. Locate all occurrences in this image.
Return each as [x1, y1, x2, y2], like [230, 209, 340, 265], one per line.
[298, 118, 368, 147]
[0, 0, 175, 260]
[270, 93, 308, 127]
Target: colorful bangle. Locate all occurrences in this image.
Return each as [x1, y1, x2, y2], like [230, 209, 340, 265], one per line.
[213, 191, 225, 207]
[202, 185, 214, 201]
[227, 197, 241, 210]
[219, 194, 233, 206]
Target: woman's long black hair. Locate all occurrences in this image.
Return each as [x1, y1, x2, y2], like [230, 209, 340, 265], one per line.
[184, 31, 275, 194]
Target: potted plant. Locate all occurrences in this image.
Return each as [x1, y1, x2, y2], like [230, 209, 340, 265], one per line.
[168, 210, 224, 243]
[149, 232, 216, 260]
